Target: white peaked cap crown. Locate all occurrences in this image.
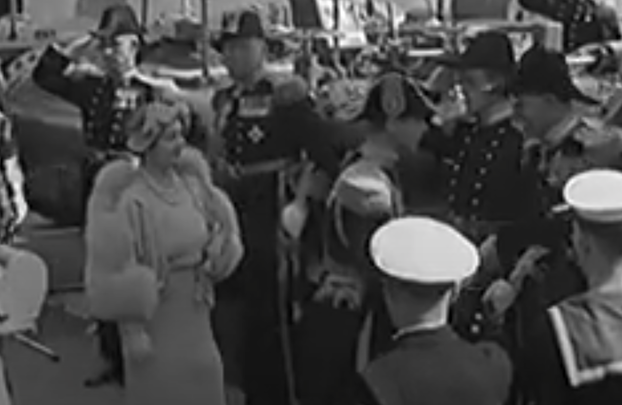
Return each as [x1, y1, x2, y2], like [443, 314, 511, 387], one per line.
[369, 217, 480, 284]
[563, 169, 622, 223]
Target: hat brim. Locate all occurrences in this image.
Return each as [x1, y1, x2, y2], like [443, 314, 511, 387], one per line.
[90, 27, 145, 42]
[433, 53, 514, 76]
[512, 80, 599, 105]
[211, 32, 268, 53]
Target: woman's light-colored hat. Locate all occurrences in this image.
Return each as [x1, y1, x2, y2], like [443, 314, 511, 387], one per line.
[563, 169, 622, 223]
[126, 98, 191, 153]
[370, 216, 479, 285]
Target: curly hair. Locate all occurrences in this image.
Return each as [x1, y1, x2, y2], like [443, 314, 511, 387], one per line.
[125, 96, 192, 154]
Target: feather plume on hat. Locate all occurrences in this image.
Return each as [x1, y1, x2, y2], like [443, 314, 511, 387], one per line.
[331, 161, 396, 217]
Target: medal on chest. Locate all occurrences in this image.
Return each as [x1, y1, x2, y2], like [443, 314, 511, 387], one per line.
[238, 95, 271, 118]
[247, 125, 266, 144]
[114, 87, 141, 110]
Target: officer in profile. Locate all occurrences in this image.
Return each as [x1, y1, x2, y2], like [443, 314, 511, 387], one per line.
[479, 45, 622, 355]
[514, 46, 622, 194]
[349, 216, 512, 405]
[521, 169, 622, 405]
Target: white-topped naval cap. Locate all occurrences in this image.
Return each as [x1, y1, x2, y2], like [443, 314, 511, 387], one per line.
[563, 169, 622, 223]
[370, 217, 479, 284]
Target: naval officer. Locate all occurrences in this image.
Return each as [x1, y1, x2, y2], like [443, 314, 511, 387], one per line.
[521, 169, 622, 405]
[347, 216, 512, 405]
[210, 9, 341, 405]
[32, 4, 193, 218]
[427, 31, 538, 243]
[494, 46, 622, 320]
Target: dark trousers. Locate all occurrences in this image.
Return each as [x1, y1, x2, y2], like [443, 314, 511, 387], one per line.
[96, 321, 124, 380]
[213, 209, 290, 405]
[293, 287, 393, 405]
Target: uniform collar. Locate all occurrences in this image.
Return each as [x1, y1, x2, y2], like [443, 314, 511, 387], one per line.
[478, 101, 514, 127]
[545, 112, 581, 148]
[393, 320, 448, 341]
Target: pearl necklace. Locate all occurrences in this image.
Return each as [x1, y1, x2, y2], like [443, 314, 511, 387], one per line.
[141, 170, 185, 206]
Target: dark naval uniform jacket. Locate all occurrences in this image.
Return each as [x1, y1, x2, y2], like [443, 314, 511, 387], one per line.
[349, 326, 512, 405]
[505, 114, 622, 261]
[32, 45, 176, 153]
[518, 0, 621, 52]
[212, 72, 340, 292]
[496, 115, 622, 348]
[521, 290, 622, 405]
[422, 105, 539, 242]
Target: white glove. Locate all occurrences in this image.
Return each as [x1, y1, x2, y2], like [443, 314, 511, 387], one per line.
[281, 200, 308, 239]
[479, 234, 501, 274]
[482, 279, 518, 319]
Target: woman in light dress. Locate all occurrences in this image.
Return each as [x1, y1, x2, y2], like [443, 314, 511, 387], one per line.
[84, 97, 243, 405]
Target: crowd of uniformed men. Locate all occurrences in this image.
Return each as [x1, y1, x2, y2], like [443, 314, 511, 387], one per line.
[3, 1, 622, 404]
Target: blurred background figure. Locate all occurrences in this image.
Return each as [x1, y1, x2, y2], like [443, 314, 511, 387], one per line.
[517, 0, 621, 52]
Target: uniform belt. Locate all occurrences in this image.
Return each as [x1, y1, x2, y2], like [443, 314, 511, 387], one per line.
[235, 159, 290, 177]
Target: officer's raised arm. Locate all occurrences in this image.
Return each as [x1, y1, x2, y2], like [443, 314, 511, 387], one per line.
[269, 75, 343, 177]
[32, 34, 101, 107]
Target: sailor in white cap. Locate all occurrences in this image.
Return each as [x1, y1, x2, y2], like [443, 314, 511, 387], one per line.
[521, 169, 622, 405]
[349, 216, 512, 405]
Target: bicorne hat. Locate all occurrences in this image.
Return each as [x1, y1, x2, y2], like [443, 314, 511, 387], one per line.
[435, 31, 516, 76]
[212, 9, 267, 52]
[91, 4, 144, 41]
[357, 72, 436, 126]
[512, 46, 598, 105]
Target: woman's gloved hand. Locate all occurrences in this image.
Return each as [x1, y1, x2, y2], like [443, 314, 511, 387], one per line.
[313, 273, 364, 311]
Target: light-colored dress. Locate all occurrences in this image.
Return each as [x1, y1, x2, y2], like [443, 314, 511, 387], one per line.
[84, 150, 242, 405]
[121, 173, 225, 405]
